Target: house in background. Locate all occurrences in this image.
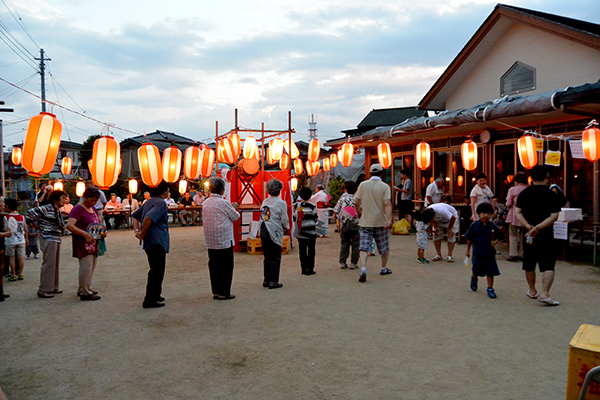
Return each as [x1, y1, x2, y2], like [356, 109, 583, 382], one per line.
[327, 3, 600, 222]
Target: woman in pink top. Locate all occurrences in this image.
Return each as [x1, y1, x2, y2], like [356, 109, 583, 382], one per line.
[505, 172, 528, 262]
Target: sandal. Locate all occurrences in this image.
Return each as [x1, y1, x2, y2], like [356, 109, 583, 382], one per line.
[538, 297, 560, 306]
[446, 256, 454, 263]
[431, 255, 442, 262]
[526, 291, 538, 299]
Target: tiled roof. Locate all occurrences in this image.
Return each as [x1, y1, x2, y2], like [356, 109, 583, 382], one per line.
[120, 130, 198, 151]
[341, 107, 427, 137]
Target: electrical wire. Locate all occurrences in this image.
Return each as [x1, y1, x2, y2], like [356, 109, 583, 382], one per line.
[1, 0, 40, 50]
[0, 26, 38, 71]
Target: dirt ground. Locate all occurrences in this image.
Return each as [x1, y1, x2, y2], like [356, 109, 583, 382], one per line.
[1, 225, 599, 400]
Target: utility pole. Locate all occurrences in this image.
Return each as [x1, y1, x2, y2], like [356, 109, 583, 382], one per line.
[0, 101, 15, 197]
[35, 48, 51, 112]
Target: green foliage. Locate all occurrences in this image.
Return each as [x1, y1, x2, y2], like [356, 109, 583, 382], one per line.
[327, 175, 345, 207]
[80, 134, 101, 171]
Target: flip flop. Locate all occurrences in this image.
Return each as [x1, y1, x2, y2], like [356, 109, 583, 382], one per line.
[526, 291, 538, 299]
[446, 256, 454, 263]
[431, 255, 442, 262]
[538, 297, 560, 306]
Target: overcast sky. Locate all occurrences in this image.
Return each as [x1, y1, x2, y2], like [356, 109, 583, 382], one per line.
[0, 0, 598, 148]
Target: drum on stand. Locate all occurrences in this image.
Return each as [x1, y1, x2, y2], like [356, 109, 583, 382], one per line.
[238, 157, 259, 178]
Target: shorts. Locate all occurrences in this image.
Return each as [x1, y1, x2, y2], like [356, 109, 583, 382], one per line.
[359, 227, 389, 255]
[6, 243, 25, 257]
[472, 253, 500, 277]
[522, 238, 557, 272]
[433, 224, 459, 243]
[399, 200, 414, 216]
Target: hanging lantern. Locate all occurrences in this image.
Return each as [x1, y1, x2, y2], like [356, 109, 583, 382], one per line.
[243, 136, 258, 159]
[138, 143, 163, 188]
[323, 157, 331, 172]
[506, 175, 514, 184]
[11, 147, 22, 166]
[280, 153, 290, 170]
[76, 181, 86, 197]
[183, 146, 202, 180]
[179, 179, 188, 195]
[220, 137, 237, 164]
[582, 123, 600, 162]
[90, 136, 121, 190]
[216, 141, 225, 163]
[199, 143, 208, 151]
[330, 153, 338, 168]
[266, 145, 276, 165]
[200, 148, 215, 178]
[53, 181, 63, 191]
[422, 177, 426, 188]
[457, 175, 464, 187]
[517, 135, 537, 169]
[294, 158, 303, 174]
[61, 156, 72, 176]
[306, 160, 320, 176]
[283, 139, 299, 159]
[528, 176, 533, 185]
[129, 178, 138, 195]
[22, 112, 62, 177]
[162, 146, 182, 183]
[291, 176, 298, 191]
[269, 138, 284, 161]
[415, 141, 431, 170]
[452, 161, 457, 174]
[308, 138, 321, 162]
[229, 132, 241, 158]
[337, 149, 343, 162]
[340, 142, 354, 167]
[377, 142, 392, 169]
[461, 140, 478, 171]
[430, 177, 434, 183]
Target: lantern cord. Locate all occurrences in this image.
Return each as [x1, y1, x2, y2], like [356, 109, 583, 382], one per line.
[585, 119, 598, 129]
[494, 120, 527, 132]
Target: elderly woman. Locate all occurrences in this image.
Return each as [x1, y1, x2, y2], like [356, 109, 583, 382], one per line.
[132, 182, 170, 309]
[202, 177, 240, 300]
[260, 179, 290, 289]
[66, 187, 104, 301]
[26, 190, 68, 299]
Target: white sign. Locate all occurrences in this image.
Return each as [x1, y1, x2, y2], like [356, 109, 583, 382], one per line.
[553, 221, 568, 240]
[569, 140, 586, 159]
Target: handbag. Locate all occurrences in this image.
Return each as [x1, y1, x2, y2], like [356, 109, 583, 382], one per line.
[84, 240, 97, 254]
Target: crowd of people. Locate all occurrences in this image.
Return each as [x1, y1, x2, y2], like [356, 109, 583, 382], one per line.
[0, 164, 565, 309]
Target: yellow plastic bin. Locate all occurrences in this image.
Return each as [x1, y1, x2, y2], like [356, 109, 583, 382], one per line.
[567, 324, 600, 399]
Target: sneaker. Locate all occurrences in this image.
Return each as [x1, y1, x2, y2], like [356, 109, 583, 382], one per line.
[417, 258, 426, 264]
[17, 275, 23, 281]
[380, 268, 392, 275]
[34, 255, 39, 259]
[8, 275, 17, 282]
[26, 256, 31, 260]
[470, 277, 478, 292]
[422, 258, 430, 264]
[340, 263, 348, 269]
[349, 264, 358, 270]
[487, 288, 497, 299]
[358, 268, 367, 282]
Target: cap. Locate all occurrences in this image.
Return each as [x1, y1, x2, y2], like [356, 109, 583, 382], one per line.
[370, 163, 383, 173]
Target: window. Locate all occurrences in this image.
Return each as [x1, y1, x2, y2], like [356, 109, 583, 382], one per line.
[501, 61, 536, 96]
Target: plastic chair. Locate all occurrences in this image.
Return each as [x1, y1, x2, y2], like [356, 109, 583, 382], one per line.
[579, 365, 600, 400]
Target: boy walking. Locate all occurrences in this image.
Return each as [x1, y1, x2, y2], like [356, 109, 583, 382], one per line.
[293, 187, 318, 275]
[5, 198, 28, 282]
[465, 202, 501, 299]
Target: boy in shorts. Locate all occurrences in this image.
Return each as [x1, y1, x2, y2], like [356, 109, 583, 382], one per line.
[5, 198, 28, 282]
[465, 203, 502, 299]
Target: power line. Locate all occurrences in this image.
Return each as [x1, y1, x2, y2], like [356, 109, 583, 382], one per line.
[47, 64, 86, 114]
[1, 0, 40, 50]
[0, 25, 38, 71]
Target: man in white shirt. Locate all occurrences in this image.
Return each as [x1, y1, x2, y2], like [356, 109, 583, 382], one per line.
[470, 173, 494, 221]
[425, 178, 444, 207]
[418, 202, 459, 262]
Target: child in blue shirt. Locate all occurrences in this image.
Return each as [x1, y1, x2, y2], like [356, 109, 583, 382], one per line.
[465, 202, 502, 299]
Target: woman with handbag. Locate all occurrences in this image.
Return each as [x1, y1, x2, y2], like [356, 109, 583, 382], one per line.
[66, 187, 105, 301]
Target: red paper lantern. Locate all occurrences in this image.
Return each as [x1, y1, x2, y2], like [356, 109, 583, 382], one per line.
[415, 141, 430, 170]
[266, 145, 276, 165]
[229, 133, 241, 158]
[138, 143, 163, 187]
[306, 160, 320, 176]
[184, 146, 202, 180]
[53, 180, 63, 191]
[330, 153, 338, 168]
[308, 139, 320, 162]
[129, 178, 138, 195]
[461, 140, 478, 171]
[221, 138, 237, 164]
[377, 142, 392, 169]
[243, 136, 257, 159]
[179, 179, 188, 195]
[200, 148, 215, 178]
[11, 148, 21, 166]
[323, 157, 331, 172]
[22, 112, 62, 177]
[76, 181, 86, 197]
[283, 139, 299, 159]
[294, 158, 303, 175]
[340, 143, 354, 167]
[162, 146, 182, 183]
[291, 176, 298, 191]
[517, 135, 537, 169]
[269, 138, 283, 162]
[280, 153, 290, 170]
[61, 156, 72, 175]
[457, 175, 464, 187]
[90, 136, 121, 189]
[582, 125, 600, 162]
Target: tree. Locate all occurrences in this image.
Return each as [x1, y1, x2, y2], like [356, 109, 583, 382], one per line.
[80, 134, 101, 175]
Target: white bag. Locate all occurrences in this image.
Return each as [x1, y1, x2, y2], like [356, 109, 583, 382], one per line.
[248, 221, 261, 239]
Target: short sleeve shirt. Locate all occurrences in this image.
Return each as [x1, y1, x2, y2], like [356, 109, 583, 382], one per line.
[401, 179, 414, 201]
[428, 203, 458, 227]
[465, 220, 501, 257]
[70, 204, 100, 259]
[470, 185, 494, 208]
[516, 185, 562, 241]
[355, 177, 391, 228]
[425, 182, 443, 206]
[132, 197, 170, 252]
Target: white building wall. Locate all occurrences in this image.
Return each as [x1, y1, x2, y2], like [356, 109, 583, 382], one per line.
[447, 23, 600, 110]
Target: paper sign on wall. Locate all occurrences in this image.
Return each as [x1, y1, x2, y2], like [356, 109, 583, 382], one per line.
[553, 221, 568, 240]
[569, 140, 586, 159]
[545, 150, 561, 166]
[535, 138, 544, 152]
